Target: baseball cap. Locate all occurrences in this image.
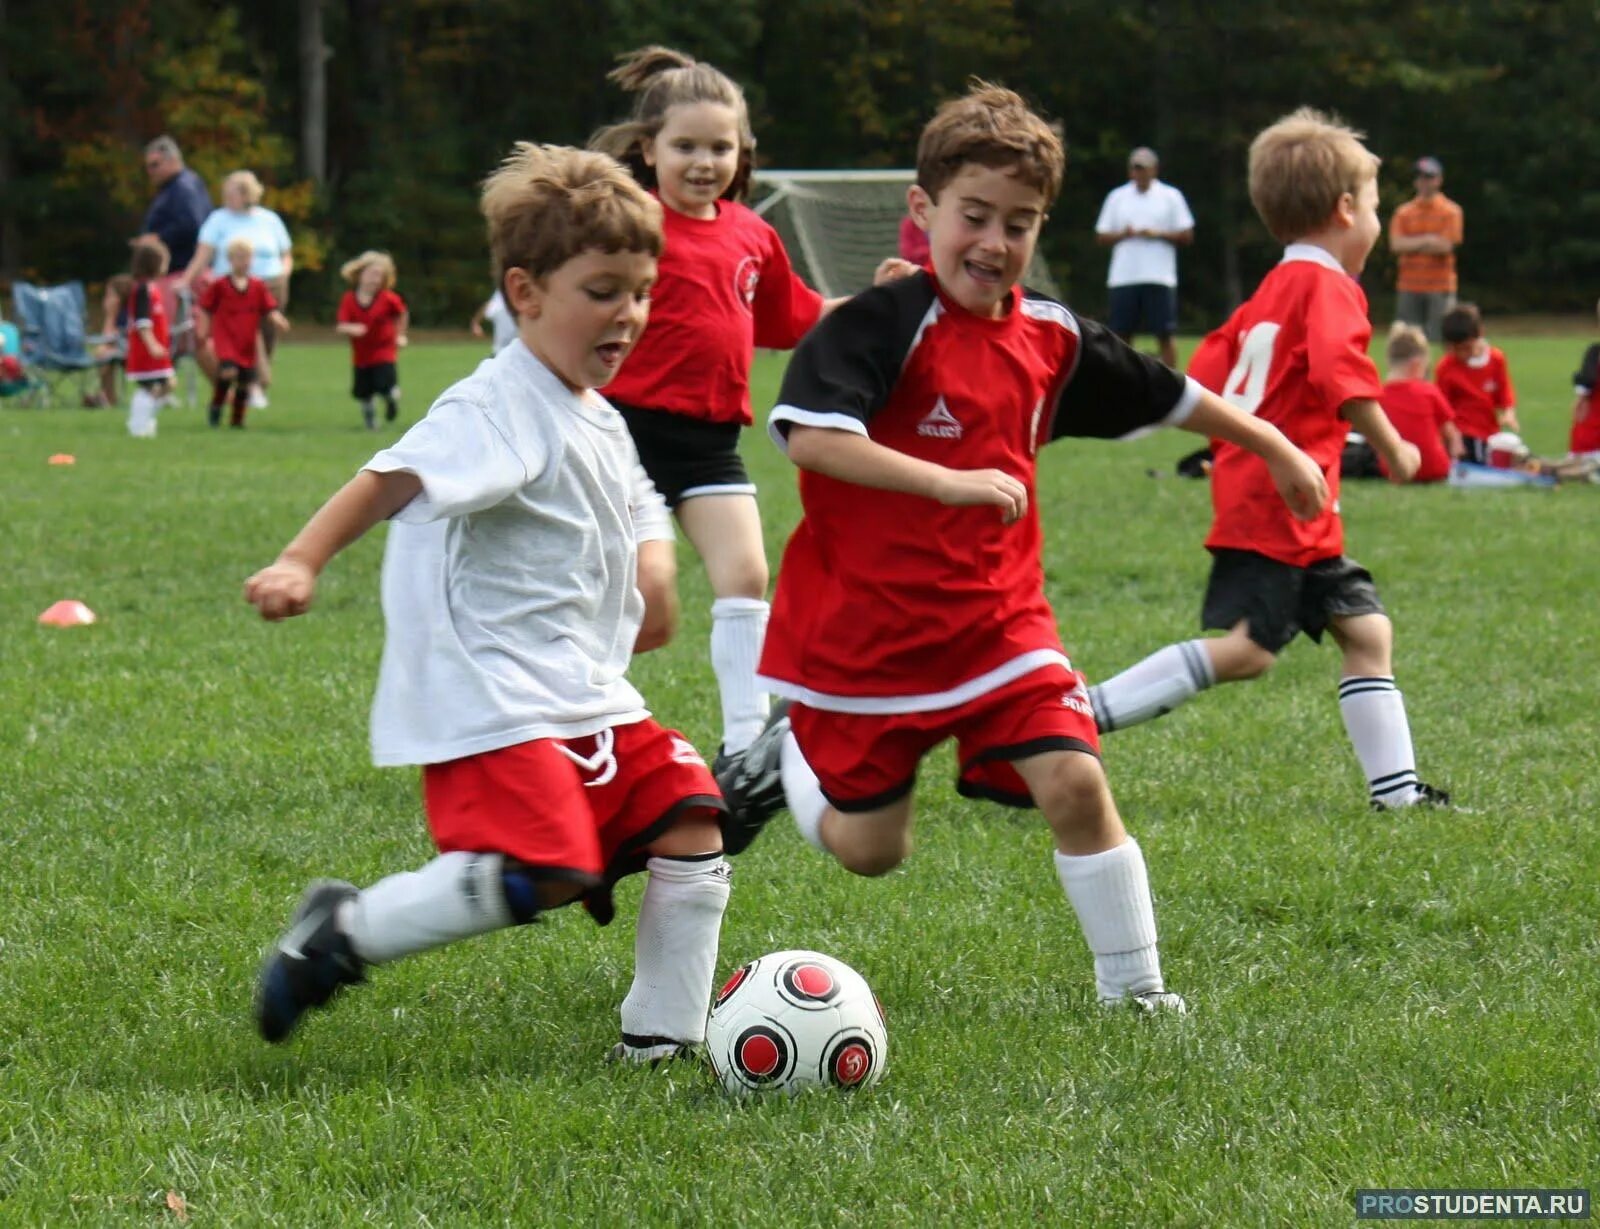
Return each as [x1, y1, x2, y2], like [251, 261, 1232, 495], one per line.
[1415, 156, 1443, 177]
[1128, 146, 1158, 168]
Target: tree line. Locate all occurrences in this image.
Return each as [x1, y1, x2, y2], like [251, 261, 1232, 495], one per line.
[3, 0, 1597, 326]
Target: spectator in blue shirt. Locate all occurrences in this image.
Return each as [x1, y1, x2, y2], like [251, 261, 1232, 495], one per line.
[135, 136, 211, 272]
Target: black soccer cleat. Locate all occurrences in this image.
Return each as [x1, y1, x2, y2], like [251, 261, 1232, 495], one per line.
[606, 1035, 704, 1068]
[254, 878, 365, 1043]
[716, 700, 791, 856]
[1370, 782, 1452, 812]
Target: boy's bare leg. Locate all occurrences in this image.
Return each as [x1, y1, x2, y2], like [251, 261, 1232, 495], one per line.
[677, 493, 771, 758]
[1014, 750, 1182, 1011]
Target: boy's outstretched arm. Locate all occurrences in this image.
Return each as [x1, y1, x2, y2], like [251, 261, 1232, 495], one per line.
[1182, 390, 1332, 517]
[785, 424, 1028, 523]
[245, 469, 423, 620]
[1340, 398, 1421, 485]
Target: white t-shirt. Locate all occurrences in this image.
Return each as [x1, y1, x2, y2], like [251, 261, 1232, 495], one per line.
[197, 207, 293, 279]
[483, 291, 518, 354]
[1094, 180, 1195, 288]
[364, 341, 674, 766]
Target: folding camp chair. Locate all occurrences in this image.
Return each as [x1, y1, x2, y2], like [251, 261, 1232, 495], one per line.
[10, 281, 106, 408]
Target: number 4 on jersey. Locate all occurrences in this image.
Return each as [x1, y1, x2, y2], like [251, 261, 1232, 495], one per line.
[1220, 322, 1280, 415]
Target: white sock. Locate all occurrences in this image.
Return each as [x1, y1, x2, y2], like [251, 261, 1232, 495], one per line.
[710, 597, 769, 754]
[620, 854, 731, 1046]
[1338, 675, 1422, 805]
[128, 389, 156, 437]
[342, 851, 512, 964]
[1089, 640, 1215, 733]
[1054, 839, 1164, 1001]
[781, 730, 828, 850]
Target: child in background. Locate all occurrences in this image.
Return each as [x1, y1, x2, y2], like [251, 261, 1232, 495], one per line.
[246, 144, 730, 1066]
[1570, 299, 1600, 458]
[125, 238, 174, 438]
[592, 46, 887, 775]
[196, 237, 291, 428]
[1435, 302, 1517, 464]
[723, 83, 1330, 1014]
[1377, 322, 1461, 482]
[90, 273, 134, 407]
[469, 288, 518, 354]
[336, 251, 409, 429]
[1089, 108, 1451, 812]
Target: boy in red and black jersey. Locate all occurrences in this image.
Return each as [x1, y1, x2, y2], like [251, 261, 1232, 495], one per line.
[336, 251, 408, 430]
[125, 238, 174, 438]
[1090, 108, 1450, 811]
[196, 237, 290, 428]
[720, 84, 1327, 1014]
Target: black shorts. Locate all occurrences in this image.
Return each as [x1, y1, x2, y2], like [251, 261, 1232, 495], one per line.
[217, 362, 257, 386]
[1460, 435, 1489, 465]
[614, 402, 755, 509]
[1201, 548, 1385, 655]
[352, 362, 398, 400]
[1107, 283, 1178, 338]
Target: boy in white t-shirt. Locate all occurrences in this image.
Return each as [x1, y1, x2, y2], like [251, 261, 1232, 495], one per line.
[245, 144, 728, 1067]
[470, 288, 519, 353]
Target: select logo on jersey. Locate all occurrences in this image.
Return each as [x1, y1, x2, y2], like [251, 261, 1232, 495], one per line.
[734, 255, 761, 307]
[916, 396, 963, 439]
[669, 736, 706, 767]
[1060, 682, 1094, 718]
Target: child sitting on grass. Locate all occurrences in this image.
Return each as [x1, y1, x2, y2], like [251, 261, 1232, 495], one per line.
[1374, 322, 1461, 482]
[1435, 302, 1517, 464]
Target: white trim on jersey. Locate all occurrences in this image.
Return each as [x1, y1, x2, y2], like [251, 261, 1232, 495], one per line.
[1018, 295, 1081, 334]
[904, 298, 944, 366]
[678, 482, 758, 500]
[130, 367, 176, 382]
[767, 405, 870, 454]
[1111, 375, 1204, 442]
[757, 647, 1071, 715]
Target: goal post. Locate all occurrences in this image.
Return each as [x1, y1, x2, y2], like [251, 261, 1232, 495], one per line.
[751, 168, 1062, 301]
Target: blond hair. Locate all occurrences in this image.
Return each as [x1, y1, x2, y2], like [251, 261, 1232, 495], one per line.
[1386, 321, 1429, 368]
[340, 250, 397, 290]
[916, 80, 1065, 205]
[1248, 107, 1378, 244]
[481, 143, 662, 289]
[589, 46, 756, 201]
[224, 236, 254, 260]
[223, 169, 265, 207]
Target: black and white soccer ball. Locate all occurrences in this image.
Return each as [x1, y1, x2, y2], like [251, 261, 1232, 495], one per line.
[706, 950, 887, 1095]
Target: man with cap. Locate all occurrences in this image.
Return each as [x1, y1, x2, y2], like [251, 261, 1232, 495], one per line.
[1094, 146, 1194, 367]
[1390, 156, 1463, 342]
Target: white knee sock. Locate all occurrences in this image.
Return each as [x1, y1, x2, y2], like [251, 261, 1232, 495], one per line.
[342, 851, 513, 964]
[1054, 839, 1164, 1001]
[1338, 675, 1422, 806]
[710, 597, 770, 754]
[128, 389, 157, 437]
[1089, 640, 1215, 733]
[781, 730, 828, 850]
[620, 854, 731, 1046]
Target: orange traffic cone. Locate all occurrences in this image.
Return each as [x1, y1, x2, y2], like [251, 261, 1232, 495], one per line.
[38, 600, 97, 627]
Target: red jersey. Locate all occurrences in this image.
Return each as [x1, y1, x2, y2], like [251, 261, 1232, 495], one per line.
[125, 279, 173, 380]
[1189, 245, 1382, 568]
[1571, 343, 1600, 454]
[1378, 378, 1454, 482]
[198, 275, 277, 367]
[758, 273, 1194, 711]
[605, 199, 823, 426]
[1435, 344, 1513, 441]
[337, 288, 407, 367]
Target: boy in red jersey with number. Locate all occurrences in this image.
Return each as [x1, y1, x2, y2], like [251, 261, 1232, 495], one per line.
[718, 84, 1329, 1014]
[336, 251, 409, 429]
[125, 238, 174, 438]
[1434, 302, 1517, 464]
[1377, 322, 1461, 482]
[1090, 108, 1450, 812]
[196, 237, 291, 428]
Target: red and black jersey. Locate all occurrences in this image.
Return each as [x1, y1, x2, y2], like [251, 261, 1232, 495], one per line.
[757, 271, 1196, 712]
[125, 278, 173, 380]
[605, 199, 823, 426]
[198, 275, 277, 367]
[1435, 344, 1514, 441]
[1188, 245, 1382, 568]
[337, 288, 407, 367]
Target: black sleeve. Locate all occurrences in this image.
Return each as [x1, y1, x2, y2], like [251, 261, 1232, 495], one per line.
[1047, 310, 1191, 442]
[771, 274, 935, 436]
[1575, 343, 1600, 392]
[131, 283, 153, 323]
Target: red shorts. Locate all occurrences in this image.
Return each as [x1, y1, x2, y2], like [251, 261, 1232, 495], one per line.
[421, 719, 723, 888]
[789, 665, 1099, 811]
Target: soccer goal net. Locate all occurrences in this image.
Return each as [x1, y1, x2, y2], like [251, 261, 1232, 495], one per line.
[751, 168, 1062, 301]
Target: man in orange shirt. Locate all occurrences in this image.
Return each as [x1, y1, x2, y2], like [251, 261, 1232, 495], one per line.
[1389, 156, 1463, 342]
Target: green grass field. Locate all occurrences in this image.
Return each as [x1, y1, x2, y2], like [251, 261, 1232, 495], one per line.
[3, 334, 1595, 1225]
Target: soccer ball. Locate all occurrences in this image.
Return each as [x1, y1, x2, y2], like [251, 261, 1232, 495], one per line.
[705, 949, 888, 1095]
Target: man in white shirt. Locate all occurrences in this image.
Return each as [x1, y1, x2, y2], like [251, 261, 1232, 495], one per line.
[1094, 147, 1195, 367]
